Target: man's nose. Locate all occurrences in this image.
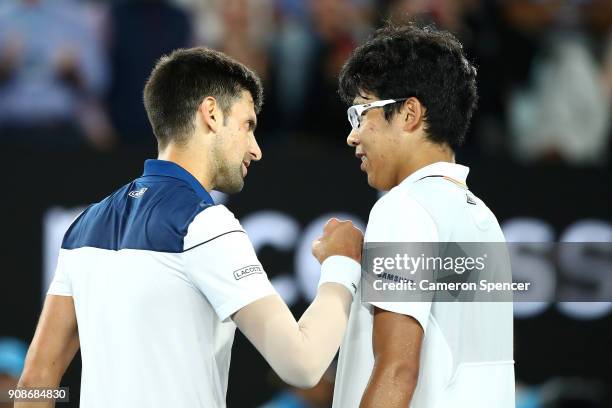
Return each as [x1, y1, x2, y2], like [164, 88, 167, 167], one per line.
[347, 129, 359, 147]
[250, 136, 262, 161]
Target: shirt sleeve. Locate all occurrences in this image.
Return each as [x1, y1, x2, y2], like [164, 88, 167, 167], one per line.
[183, 205, 277, 321]
[47, 249, 73, 296]
[365, 191, 438, 332]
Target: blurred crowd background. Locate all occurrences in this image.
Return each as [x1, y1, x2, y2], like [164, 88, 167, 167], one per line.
[0, 0, 611, 162]
[1, 0, 611, 407]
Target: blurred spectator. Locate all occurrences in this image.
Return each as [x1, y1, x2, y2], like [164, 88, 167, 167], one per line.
[0, 337, 27, 408]
[215, 0, 273, 79]
[106, 0, 191, 146]
[214, 0, 277, 135]
[269, 0, 373, 143]
[381, 0, 612, 161]
[0, 0, 113, 149]
[172, 0, 281, 136]
[500, 0, 612, 165]
[508, 34, 610, 165]
[173, 0, 273, 77]
[380, 0, 515, 155]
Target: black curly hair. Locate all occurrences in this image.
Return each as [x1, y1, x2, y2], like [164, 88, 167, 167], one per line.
[338, 23, 478, 147]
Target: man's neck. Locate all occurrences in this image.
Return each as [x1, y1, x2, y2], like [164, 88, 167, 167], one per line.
[395, 142, 455, 186]
[157, 145, 214, 192]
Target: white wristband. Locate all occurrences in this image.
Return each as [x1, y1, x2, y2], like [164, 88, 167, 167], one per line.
[318, 255, 361, 296]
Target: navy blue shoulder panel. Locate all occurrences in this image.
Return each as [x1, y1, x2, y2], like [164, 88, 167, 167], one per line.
[62, 176, 213, 253]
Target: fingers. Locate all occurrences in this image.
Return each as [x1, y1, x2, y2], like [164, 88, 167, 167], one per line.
[323, 217, 341, 233]
[323, 218, 358, 235]
[312, 218, 364, 264]
[322, 218, 362, 241]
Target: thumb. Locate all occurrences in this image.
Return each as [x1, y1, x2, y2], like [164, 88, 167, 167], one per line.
[311, 237, 322, 252]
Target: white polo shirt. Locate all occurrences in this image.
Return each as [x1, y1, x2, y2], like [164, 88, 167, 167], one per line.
[333, 162, 515, 408]
[48, 159, 277, 408]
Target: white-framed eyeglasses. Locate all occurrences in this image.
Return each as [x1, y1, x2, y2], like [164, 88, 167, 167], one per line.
[347, 98, 408, 130]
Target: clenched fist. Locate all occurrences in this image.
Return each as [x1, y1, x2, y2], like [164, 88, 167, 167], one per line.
[312, 218, 364, 264]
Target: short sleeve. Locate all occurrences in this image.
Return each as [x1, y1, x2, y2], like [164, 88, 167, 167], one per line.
[365, 191, 438, 331]
[47, 249, 73, 296]
[183, 205, 277, 321]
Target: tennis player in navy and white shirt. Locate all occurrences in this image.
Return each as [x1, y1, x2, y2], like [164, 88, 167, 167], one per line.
[48, 159, 276, 406]
[17, 48, 363, 408]
[43, 158, 362, 407]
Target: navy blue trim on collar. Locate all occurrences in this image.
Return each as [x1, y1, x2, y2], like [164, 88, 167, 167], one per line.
[143, 159, 215, 204]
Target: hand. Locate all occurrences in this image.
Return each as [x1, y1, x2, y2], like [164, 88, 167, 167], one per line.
[312, 218, 363, 264]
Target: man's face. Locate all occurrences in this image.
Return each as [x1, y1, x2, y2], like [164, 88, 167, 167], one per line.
[346, 93, 406, 191]
[211, 90, 261, 193]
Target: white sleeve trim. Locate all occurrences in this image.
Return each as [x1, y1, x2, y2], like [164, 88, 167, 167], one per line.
[369, 301, 431, 332]
[46, 286, 73, 296]
[47, 249, 73, 296]
[216, 286, 278, 322]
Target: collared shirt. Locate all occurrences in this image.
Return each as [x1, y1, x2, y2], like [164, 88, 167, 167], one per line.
[333, 162, 515, 408]
[48, 159, 276, 408]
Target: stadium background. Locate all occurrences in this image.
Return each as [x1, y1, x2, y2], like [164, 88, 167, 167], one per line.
[0, 0, 611, 407]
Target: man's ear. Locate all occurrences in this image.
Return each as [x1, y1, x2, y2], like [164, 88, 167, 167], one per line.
[199, 97, 222, 133]
[402, 97, 425, 133]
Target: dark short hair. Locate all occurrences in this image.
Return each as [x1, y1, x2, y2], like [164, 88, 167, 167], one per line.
[338, 23, 478, 147]
[143, 47, 263, 148]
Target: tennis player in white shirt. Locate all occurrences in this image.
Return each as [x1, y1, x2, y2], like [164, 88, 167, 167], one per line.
[332, 24, 515, 408]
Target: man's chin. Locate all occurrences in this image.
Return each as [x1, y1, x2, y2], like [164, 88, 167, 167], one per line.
[216, 178, 244, 194]
[367, 172, 392, 192]
[366, 172, 379, 189]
